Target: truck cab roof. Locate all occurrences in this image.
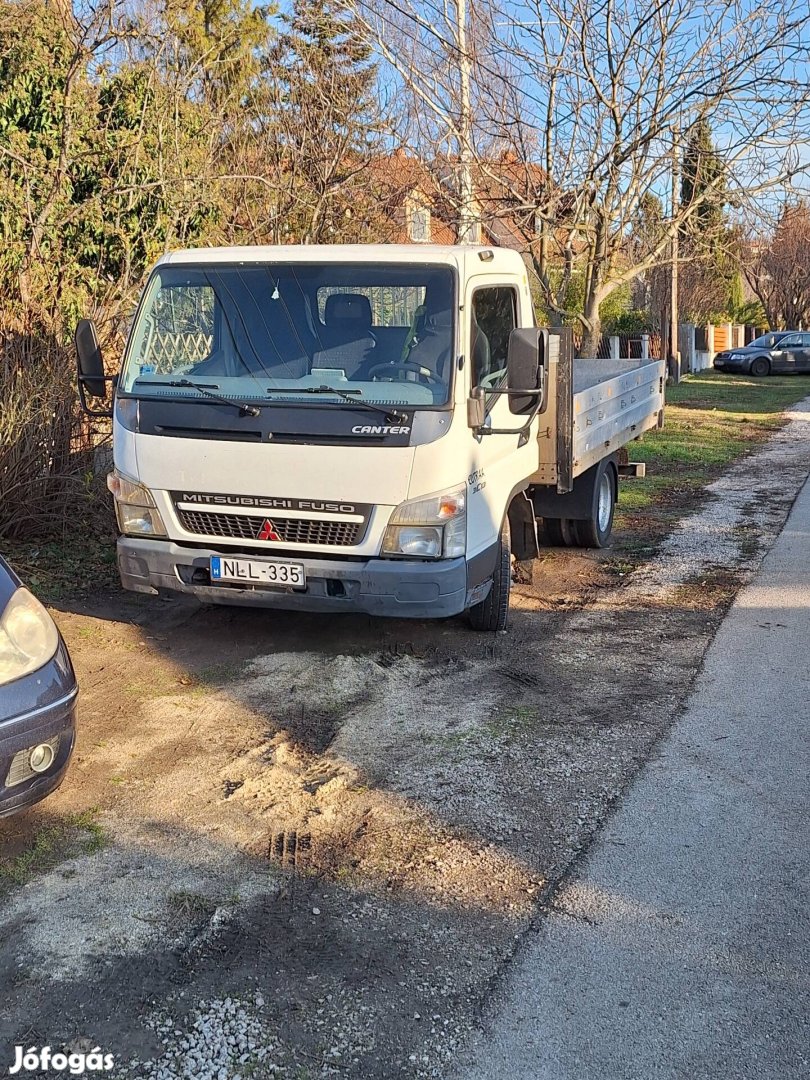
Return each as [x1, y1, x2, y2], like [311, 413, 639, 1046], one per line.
[156, 243, 527, 275]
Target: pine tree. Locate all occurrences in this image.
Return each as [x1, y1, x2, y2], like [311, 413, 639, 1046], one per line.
[159, 0, 272, 109]
[259, 0, 384, 243]
[680, 119, 726, 234]
[678, 120, 738, 319]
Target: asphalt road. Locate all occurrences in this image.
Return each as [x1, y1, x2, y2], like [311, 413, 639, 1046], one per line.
[459, 475, 810, 1080]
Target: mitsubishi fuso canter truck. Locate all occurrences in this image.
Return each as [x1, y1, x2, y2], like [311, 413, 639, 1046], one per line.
[75, 244, 664, 631]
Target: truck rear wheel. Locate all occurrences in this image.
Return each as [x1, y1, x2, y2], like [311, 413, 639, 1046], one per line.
[468, 522, 511, 632]
[542, 517, 576, 546]
[575, 462, 616, 548]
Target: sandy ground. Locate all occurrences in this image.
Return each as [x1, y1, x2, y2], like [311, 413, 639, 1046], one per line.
[1, 403, 809, 1079]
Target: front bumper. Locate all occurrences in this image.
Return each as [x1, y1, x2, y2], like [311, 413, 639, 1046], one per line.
[0, 681, 77, 818]
[118, 538, 497, 619]
[713, 357, 747, 372]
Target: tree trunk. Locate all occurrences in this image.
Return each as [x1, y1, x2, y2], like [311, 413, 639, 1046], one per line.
[580, 287, 604, 358]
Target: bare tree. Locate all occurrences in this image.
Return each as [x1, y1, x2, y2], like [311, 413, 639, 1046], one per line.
[743, 201, 810, 330]
[352, 0, 810, 354]
[342, 0, 497, 237]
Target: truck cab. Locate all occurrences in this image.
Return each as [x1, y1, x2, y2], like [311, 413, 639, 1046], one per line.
[76, 244, 664, 630]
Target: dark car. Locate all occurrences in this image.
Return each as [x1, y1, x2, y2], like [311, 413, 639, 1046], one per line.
[0, 556, 77, 817]
[714, 331, 810, 377]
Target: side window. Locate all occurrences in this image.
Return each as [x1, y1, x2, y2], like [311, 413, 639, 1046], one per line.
[136, 284, 216, 374]
[471, 287, 517, 387]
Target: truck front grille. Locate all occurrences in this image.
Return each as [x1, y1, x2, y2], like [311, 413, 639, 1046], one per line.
[177, 509, 363, 547]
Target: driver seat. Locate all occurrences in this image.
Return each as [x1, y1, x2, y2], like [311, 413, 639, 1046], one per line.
[403, 306, 453, 385]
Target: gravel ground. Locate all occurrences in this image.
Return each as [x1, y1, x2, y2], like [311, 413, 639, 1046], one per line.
[128, 996, 278, 1080]
[1, 401, 809, 1079]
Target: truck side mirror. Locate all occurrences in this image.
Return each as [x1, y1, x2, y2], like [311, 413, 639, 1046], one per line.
[507, 328, 547, 415]
[75, 319, 107, 399]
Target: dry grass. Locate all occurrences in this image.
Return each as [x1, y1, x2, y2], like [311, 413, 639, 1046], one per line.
[0, 320, 110, 540]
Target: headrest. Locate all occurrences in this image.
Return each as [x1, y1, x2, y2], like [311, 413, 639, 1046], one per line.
[423, 308, 452, 332]
[324, 293, 372, 329]
[422, 280, 452, 316]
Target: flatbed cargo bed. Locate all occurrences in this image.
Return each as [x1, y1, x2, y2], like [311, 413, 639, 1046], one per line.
[530, 335, 665, 491]
[572, 357, 665, 475]
[572, 357, 656, 393]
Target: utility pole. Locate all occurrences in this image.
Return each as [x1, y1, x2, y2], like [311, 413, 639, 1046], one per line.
[456, 0, 477, 244]
[669, 123, 681, 382]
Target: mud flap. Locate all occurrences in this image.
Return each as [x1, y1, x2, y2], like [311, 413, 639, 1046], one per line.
[507, 490, 540, 560]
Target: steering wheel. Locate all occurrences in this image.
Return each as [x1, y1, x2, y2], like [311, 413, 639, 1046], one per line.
[368, 360, 443, 386]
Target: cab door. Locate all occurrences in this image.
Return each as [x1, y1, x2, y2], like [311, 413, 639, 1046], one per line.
[463, 278, 539, 561]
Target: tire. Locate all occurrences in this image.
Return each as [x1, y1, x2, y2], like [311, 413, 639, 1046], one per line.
[542, 518, 563, 546]
[575, 463, 616, 548]
[468, 521, 511, 631]
[542, 517, 576, 547]
[750, 356, 770, 377]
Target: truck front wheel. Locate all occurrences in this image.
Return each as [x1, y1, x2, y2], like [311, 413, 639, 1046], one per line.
[467, 521, 511, 632]
[575, 462, 616, 548]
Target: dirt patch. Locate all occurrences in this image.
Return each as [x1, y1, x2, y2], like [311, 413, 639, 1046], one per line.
[2, 403, 809, 1078]
[671, 569, 743, 611]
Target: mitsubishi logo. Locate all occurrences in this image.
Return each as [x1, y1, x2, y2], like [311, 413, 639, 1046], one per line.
[257, 519, 281, 541]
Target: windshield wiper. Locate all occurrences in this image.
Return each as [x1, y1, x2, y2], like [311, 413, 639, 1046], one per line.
[265, 385, 408, 423]
[140, 379, 260, 417]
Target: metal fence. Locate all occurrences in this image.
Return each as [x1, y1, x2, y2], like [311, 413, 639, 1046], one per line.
[145, 331, 214, 372]
[573, 331, 661, 360]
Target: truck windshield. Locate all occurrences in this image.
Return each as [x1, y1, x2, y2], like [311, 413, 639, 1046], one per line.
[122, 262, 456, 407]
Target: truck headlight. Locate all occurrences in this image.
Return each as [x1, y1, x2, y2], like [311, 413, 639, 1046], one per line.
[0, 588, 60, 686]
[107, 471, 167, 537]
[382, 486, 466, 559]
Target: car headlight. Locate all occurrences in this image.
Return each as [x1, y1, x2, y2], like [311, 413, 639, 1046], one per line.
[107, 470, 167, 537]
[0, 588, 60, 686]
[382, 486, 466, 559]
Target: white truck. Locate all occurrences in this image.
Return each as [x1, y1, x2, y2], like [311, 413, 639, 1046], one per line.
[76, 244, 664, 631]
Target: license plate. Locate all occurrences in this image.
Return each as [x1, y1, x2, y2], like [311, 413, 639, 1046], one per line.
[210, 556, 306, 589]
